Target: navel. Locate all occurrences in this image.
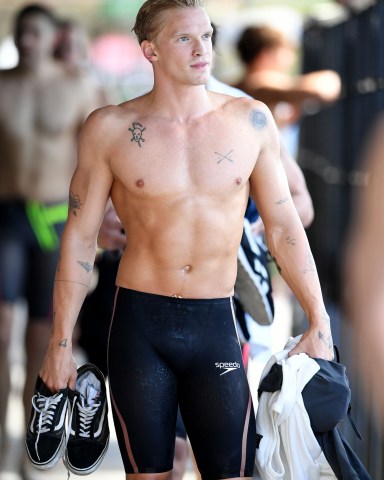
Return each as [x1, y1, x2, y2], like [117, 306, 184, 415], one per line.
[183, 265, 192, 273]
[135, 179, 145, 188]
[235, 177, 243, 186]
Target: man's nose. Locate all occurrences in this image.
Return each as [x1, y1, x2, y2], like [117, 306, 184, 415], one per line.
[192, 39, 206, 56]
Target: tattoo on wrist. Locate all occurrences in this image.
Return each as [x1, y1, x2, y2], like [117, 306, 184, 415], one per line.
[69, 191, 82, 216]
[319, 331, 333, 350]
[77, 261, 93, 273]
[215, 150, 234, 164]
[285, 236, 296, 246]
[250, 110, 267, 129]
[59, 339, 68, 348]
[128, 121, 146, 147]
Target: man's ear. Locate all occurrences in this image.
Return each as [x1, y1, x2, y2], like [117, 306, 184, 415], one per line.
[141, 40, 158, 63]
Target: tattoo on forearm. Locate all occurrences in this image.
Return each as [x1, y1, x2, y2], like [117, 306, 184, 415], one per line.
[59, 339, 68, 348]
[275, 197, 288, 205]
[55, 279, 88, 288]
[128, 121, 146, 147]
[303, 249, 316, 274]
[272, 256, 282, 274]
[77, 261, 93, 273]
[319, 331, 333, 350]
[250, 110, 267, 129]
[285, 236, 296, 246]
[215, 150, 234, 164]
[69, 191, 82, 216]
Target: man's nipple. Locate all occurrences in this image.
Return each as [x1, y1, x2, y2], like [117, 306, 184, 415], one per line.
[135, 179, 145, 188]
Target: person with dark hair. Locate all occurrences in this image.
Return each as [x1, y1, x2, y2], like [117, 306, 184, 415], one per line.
[37, 1, 333, 478]
[0, 3, 100, 468]
[235, 24, 341, 129]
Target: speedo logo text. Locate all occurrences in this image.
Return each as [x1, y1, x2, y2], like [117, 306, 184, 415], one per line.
[215, 362, 241, 376]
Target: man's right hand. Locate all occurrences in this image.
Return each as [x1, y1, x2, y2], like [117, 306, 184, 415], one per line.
[39, 339, 78, 393]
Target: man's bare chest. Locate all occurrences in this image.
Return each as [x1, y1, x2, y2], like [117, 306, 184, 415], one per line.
[109, 119, 260, 197]
[0, 78, 82, 137]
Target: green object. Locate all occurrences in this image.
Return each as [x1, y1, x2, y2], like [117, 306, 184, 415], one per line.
[100, 0, 143, 21]
[26, 201, 68, 251]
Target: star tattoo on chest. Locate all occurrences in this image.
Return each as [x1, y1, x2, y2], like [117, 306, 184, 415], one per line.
[129, 121, 146, 147]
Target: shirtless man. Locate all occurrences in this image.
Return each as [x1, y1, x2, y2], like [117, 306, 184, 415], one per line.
[0, 4, 99, 459]
[39, 1, 333, 478]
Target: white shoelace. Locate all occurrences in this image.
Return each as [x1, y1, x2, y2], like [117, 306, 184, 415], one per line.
[72, 395, 101, 438]
[64, 395, 100, 480]
[31, 392, 64, 461]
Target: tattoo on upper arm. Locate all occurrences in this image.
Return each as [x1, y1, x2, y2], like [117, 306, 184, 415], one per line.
[215, 150, 234, 164]
[250, 110, 267, 129]
[59, 339, 68, 348]
[69, 191, 82, 216]
[285, 236, 296, 246]
[128, 122, 146, 147]
[303, 249, 316, 274]
[318, 331, 333, 350]
[275, 197, 288, 205]
[77, 261, 93, 273]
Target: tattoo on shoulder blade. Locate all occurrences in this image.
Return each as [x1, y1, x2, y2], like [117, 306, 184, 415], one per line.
[128, 121, 146, 147]
[59, 339, 68, 348]
[69, 191, 82, 216]
[215, 150, 234, 164]
[303, 249, 316, 274]
[250, 110, 267, 129]
[77, 261, 93, 273]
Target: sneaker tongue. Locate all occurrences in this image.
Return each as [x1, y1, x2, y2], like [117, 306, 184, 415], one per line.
[85, 384, 99, 405]
[77, 371, 101, 406]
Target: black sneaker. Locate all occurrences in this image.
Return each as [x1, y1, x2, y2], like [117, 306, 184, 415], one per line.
[235, 219, 274, 326]
[25, 376, 68, 469]
[64, 363, 110, 475]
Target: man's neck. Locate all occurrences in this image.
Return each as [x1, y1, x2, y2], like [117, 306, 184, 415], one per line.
[147, 81, 212, 123]
[17, 57, 57, 77]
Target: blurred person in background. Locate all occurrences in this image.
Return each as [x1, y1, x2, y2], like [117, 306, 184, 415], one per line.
[233, 24, 341, 351]
[206, 22, 315, 404]
[0, 3, 100, 470]
[235, 24, 341, 132]
[344, 114, 384, 428]
[55, 18, 112, 106]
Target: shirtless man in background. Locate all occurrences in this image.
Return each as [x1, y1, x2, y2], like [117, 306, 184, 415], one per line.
[39, 1, 333, 478]
[0, 3, 99, 462]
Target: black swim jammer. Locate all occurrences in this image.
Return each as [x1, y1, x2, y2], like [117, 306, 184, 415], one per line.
[108, 287, 256, 479]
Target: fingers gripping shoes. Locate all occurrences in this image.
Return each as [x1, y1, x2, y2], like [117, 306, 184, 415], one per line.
[64, 363, 110, 475]
[25, 376, 68, 469]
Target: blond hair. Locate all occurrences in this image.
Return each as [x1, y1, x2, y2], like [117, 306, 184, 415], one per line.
[133, 0, 205, 44]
